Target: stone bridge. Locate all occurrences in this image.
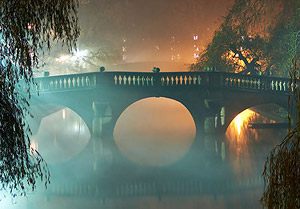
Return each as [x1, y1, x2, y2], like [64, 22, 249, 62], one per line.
[27, 71, 289, 164]
[25, 71, 290, 198]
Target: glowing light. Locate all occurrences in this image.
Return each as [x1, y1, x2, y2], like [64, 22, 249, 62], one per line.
[235, 114, 242, 135]
[193, 35, 198, 40]
[56, 49, 89, 63]
[56, 54, 71, 62]
[30, 140, 38, 155]
[73, 49, 89, 60]
[62, 109, 66, 120]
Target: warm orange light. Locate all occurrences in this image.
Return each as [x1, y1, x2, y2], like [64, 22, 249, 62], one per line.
[226, 108, 278, 179]
[233, 109, 256, 137]
[235, 114, 242, 135]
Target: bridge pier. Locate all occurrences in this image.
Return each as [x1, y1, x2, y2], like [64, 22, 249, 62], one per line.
[202, 101, 226, 162]
[92, 102, 113, 171]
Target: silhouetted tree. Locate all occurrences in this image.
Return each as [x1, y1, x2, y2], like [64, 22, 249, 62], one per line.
[192, 0, 300, 77]
[0, 0, 79, 197]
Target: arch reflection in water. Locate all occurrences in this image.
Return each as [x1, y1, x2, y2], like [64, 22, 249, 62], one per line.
[226, 105, 287, 179]
[31, 107, 91, 164]
[113, 97, 196, 166]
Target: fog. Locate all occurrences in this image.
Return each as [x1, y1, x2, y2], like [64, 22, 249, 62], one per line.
[39, 0, 232, 75]
[2, 1, 290, 209]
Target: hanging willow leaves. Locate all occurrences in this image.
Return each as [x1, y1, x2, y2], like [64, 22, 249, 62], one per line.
[261, 59, 300, 208]
[0, 0, 80, 197]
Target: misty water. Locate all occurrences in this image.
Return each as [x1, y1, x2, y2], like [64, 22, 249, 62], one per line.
[1, 98, 287, 209]
[1, 0, 289, 208]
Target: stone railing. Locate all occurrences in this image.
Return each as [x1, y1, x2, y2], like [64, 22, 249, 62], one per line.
[32, 71, 291, 94]
[221, 73, 290, 93]
[33, 72, 98, 92]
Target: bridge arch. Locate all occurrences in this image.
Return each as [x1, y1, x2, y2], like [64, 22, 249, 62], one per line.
[28, 103, 91, 164]
[112, 96, 197, 166]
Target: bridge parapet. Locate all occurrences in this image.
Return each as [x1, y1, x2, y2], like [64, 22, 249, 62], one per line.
[221, 73, 290, 94]
[32, 71, 291, 94]
[34, 72, 98, 92]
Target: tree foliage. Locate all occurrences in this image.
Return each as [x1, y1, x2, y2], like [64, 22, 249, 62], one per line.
[192, 0, 300, 77]
[0, 0, 80, 196]
[261, 59, 300, 209]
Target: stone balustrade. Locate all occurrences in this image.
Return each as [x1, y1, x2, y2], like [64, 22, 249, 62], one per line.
[32, 71, 291, 95]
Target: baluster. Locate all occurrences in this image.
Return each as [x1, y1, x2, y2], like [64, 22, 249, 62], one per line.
[146, 76, 150, 86]
[279, 81, 282, 91]
[180, 76, 183, 85]
[133, 76, 136, 85]
[86, 76, 90, 86]
[161, 77, 165, 86]
[225, 77, 229, 86]
[193, 76, 197, 85]
[142, 76, 145, 86]
[171, 76, 174, 85]
[62, 78, 66, 88]
[257, 79, 261, 89]
[271, 80, 274, 90]
[184, 76, 187, 85]
[72, 78, 76, 87]
[118, 75, 122, 85]
[114, 75, 118, 85]
[198, 75, 201, 85]
[67, 78, 71, 88]
[137, 76, 140, 85]
[81, 76, 85, 86]
[166, 76, 170, 86]
[151, 76, 154, 86]
[123, 75, 127, 85]
[128, 76, 131, 85]
[55, 80, 58, 89]
[250, 78, 254, 88]
[77, 77, 80, 87]
[283, 81, 286, 91]
[175, 76, 179, 85]
[188, 76, 192, 85]
[275, 81, 278, 91]
[59, 79, 62, 88]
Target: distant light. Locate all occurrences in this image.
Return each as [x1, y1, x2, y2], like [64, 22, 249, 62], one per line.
[194, 53, 199, 58]
[193, 35, 198, 40]
[56, 49, 89, 63]
[30, 140, 38, 155]
[56, 54, 71, 62]
[73, 49, 89, 60]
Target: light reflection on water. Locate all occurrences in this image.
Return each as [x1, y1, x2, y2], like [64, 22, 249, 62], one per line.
[226, 108, 284, 180]
[4, 104, 287, 209]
